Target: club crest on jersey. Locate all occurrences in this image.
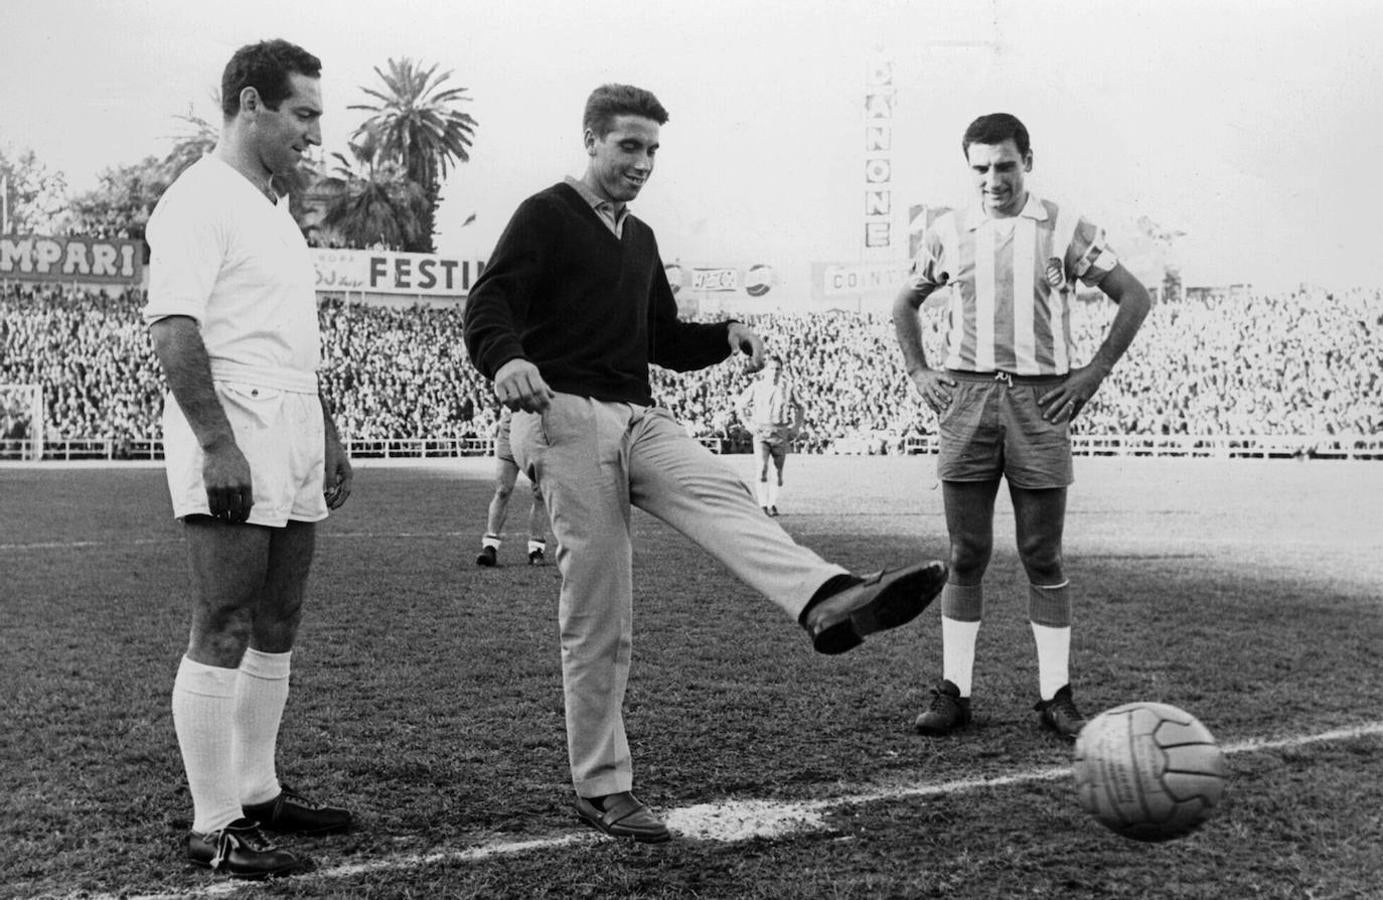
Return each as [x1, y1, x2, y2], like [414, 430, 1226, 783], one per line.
[1045, 258, 1066, 288]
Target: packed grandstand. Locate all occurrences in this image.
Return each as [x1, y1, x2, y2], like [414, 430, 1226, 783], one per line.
[2, 282, 1380, 460]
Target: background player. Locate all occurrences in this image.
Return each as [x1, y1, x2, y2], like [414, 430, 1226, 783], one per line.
[735, 355, 803, 516]
[476, 407, 548, 566]
[893, 112, 1151, 742]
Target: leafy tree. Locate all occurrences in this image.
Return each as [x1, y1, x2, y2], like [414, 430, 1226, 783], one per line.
[0, 142, 68, 234]
[350, 58, 477, 253]
[61, 157, 168, 242]
[59, 113, 219, 244]
[317, 132, 429, 251]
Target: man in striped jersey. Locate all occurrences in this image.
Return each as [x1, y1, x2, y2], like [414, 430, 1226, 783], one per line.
[892, 113, 1151, 740]
[735, 355, 804, 516]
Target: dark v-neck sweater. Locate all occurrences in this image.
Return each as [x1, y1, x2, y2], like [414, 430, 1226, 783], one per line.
[463, 182, 733, 406]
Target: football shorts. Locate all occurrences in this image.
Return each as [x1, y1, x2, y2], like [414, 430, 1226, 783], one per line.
[937, 371, 1074, 489]
[162, 381, 328, 527]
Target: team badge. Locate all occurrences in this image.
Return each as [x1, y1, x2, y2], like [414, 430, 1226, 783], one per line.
[1045, 258, 1066, 288]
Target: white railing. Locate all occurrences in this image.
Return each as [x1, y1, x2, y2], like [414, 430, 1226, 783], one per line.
[904, 434, 1383, 460]
[6, 434, 1381, 462]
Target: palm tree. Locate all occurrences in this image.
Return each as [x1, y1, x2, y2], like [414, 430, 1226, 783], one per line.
[317, 132, 429, 251]
[350, 58, 477, 253]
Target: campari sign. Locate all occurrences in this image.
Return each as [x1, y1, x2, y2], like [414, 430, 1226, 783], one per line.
[0, 234, 143, 285]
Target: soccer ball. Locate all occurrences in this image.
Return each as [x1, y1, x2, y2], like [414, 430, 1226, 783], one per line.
[1072, 701, 1228, 842]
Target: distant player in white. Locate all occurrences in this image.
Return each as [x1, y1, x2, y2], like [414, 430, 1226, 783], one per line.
[735, 355, 803, 516]
[475, 407, 548, 566]
[893, 113, 1151, 741]
[145, 39, 353, 879]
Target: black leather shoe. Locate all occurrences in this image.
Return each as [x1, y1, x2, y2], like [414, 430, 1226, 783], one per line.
[476, 546, 498, 567]
[802, 560, 947, 654]
[1034, 684, 1087, 742]
[186, 817, 309, 878]
[243, 785, 353, 835]
[915, 679, 972, 736]
[575, 791, 671, 843]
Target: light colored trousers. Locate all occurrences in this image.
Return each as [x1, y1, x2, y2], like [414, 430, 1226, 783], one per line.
[511, 393, 847, 797]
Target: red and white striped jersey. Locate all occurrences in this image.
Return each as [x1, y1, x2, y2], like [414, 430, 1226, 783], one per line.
[736, 378, 802, 440]
[908, 194, 1119, 375]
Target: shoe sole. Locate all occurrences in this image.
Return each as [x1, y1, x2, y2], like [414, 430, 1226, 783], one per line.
[256, 821, 353, 836]
[579, 819, 672, 843]
[914, 714, 972, 737]
[1038, 718, 1084, 743]
[188, 857, 310, 879]
[813, 561, 947, 654]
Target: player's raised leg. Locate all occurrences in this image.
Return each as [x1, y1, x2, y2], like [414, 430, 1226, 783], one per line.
[628, 407, 947, 654]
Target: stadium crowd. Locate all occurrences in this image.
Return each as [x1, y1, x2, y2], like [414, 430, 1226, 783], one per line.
[3, 282, 1380, 455]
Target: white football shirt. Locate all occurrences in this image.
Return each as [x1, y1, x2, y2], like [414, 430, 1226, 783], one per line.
[145, 156, 320, 393]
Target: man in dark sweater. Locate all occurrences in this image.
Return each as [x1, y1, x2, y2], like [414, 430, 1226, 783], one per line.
[463, 83, 947, 844]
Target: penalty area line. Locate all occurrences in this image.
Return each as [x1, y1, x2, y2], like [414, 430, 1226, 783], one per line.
[112, 720, 1383, 899]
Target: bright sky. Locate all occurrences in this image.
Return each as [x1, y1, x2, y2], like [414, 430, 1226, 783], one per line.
[2, 0, 1381, 291]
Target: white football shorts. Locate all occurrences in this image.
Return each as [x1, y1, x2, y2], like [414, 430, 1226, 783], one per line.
[162, 381, 328, 527]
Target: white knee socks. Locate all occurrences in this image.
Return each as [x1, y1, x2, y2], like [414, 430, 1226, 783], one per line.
[233, 648, 291, 807]
[1029, 582, 1072, 700]
[172, 657, 241, 834]
[939, 582, 984, 696]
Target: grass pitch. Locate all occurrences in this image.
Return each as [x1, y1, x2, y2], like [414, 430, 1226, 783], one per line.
[1, 456, 1381, 899]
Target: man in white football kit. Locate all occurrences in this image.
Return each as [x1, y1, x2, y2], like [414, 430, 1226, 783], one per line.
[735, 355, 803, 516]
[893, 113, 1150, 741]
[145, 39, 352, 879]
[475, 407, 548, 566]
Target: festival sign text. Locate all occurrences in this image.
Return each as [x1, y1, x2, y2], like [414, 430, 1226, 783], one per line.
[312, 248, 485, 297]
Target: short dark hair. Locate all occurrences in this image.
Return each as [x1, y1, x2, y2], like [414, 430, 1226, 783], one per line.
[962, 113, 1030, 158]
[583, 84, 669, 137]
[221, 39, 322, 118]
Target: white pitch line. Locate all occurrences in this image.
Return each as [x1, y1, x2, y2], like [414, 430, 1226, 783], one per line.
[0, 537, 180, 551]
[103, 720, 1383, 900]
[1221, 722, 1383, 754]
[0, 531, 471, 552]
